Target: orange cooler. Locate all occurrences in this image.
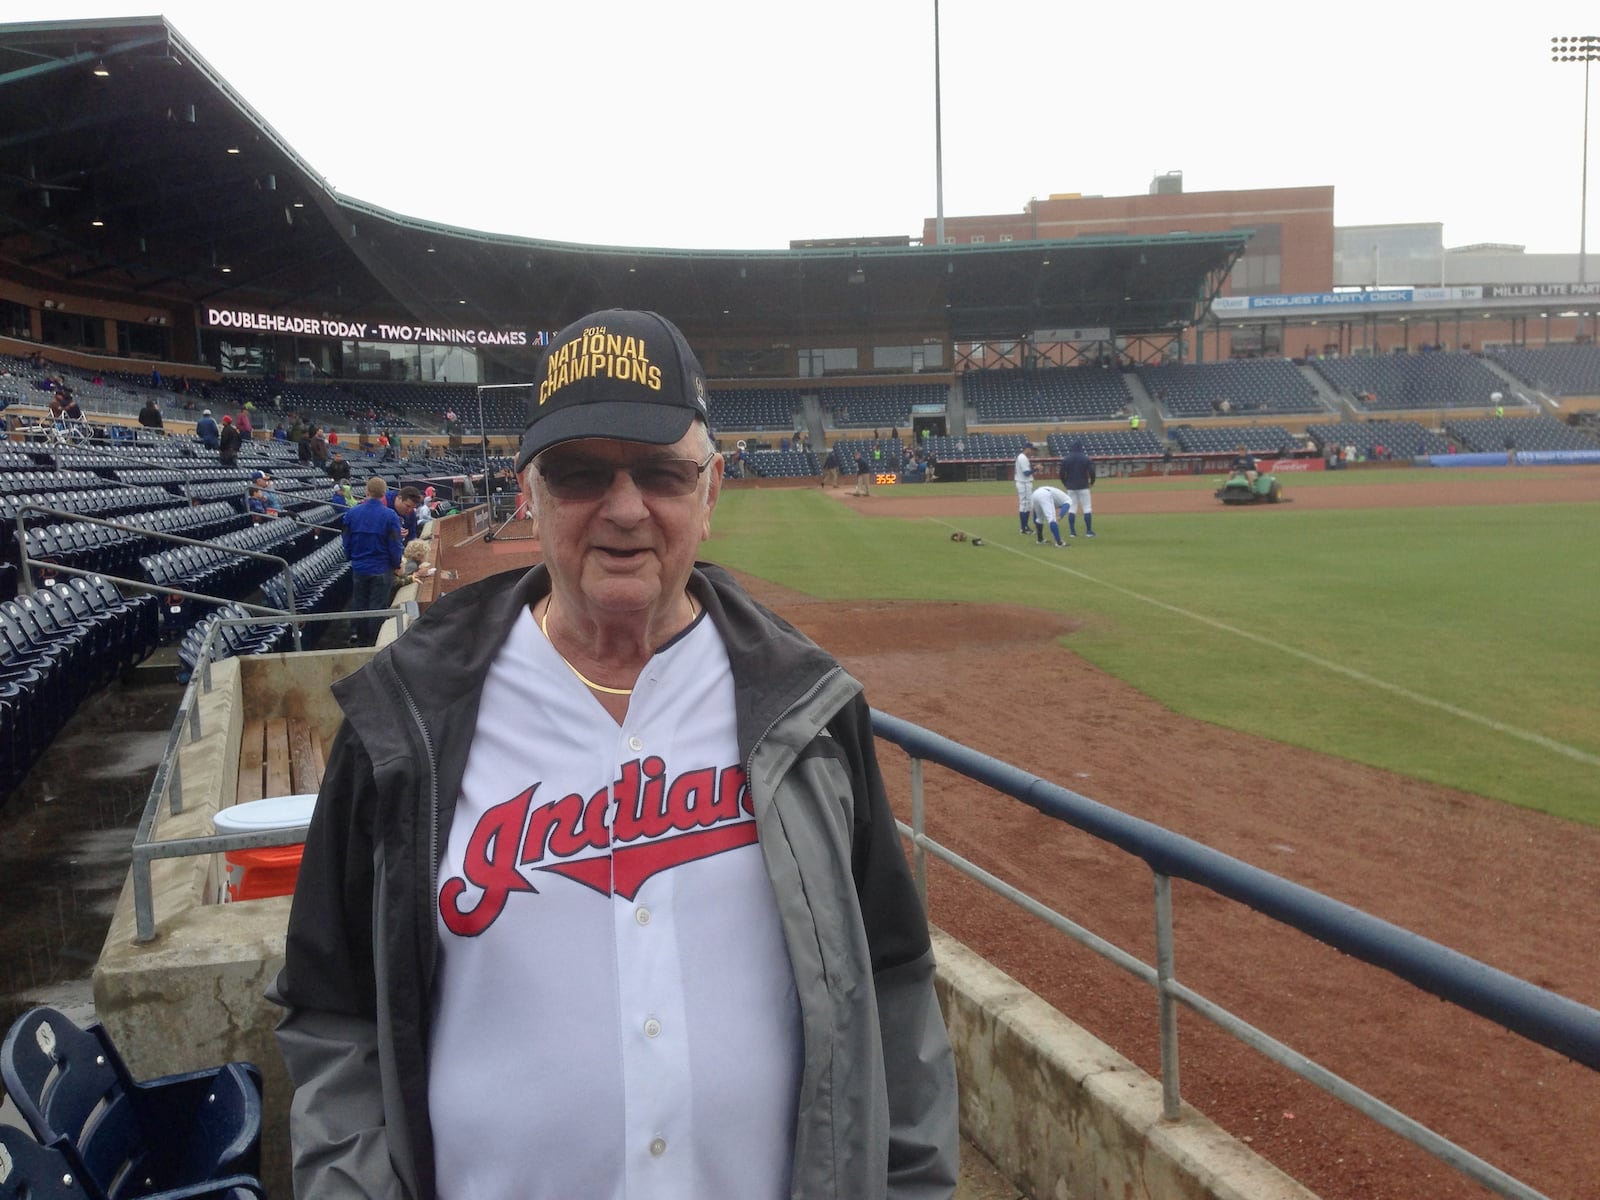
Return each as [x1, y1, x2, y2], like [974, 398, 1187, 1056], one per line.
[212, 793, 317, 901]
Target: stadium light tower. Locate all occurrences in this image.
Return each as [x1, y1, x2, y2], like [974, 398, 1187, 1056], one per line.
[1551, 33, 1599, 339]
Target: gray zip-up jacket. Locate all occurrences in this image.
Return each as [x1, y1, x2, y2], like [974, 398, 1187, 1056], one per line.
[269, 563, 958, 1199]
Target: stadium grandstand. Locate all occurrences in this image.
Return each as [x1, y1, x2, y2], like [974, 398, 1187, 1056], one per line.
[1305, 419, 1453, 458]
[1136, 359, 1329, 418]
[961, 366, 1132, 423]
[1308, 351, 1511, 411]
[1487, 343, 1600, 399]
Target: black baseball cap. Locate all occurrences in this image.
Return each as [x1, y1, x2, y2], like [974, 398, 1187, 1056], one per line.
[514, 309, 709, 471]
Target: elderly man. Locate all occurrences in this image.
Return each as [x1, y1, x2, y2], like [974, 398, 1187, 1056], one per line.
[270, 309, 958, 1200]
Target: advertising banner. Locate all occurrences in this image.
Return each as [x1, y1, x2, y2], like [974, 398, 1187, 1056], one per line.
[206, 306, 544, 348]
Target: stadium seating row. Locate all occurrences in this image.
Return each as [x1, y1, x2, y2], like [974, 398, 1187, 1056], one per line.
[0, 574, 157, 791]
[1487, 344, 1600, 399]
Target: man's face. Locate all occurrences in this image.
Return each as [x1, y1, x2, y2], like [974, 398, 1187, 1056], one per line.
[395, 497, 417, 516]
[531, 425, 721, 622]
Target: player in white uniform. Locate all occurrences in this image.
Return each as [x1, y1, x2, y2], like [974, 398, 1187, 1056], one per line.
[1029, 485, 1072, 547]
[1013, 440, 1036, 533]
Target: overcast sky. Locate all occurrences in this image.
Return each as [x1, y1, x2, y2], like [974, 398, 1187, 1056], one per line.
[12, 1, 1600, 255]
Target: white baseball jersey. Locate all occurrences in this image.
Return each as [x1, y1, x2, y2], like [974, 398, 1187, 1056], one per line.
[429, 608, 802, 1200]
[1014, 450, 1034, 511]
[1030, 486, 1070, 525]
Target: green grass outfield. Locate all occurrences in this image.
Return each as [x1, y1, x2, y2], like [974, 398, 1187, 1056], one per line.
[706, 473, 1600, 826]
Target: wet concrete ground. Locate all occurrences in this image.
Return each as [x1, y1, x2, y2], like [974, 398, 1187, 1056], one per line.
[0, 656, 186, 1035]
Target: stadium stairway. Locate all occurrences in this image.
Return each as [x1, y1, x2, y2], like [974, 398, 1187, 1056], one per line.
[1299, 363, 1354, 417]
[1479, 357, 1557, 415]
[1121, 373, 1163, 437]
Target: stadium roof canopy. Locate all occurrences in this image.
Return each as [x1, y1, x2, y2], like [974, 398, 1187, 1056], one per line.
[0, 16, 1249, 367]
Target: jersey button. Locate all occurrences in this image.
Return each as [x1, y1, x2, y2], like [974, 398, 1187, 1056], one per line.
[627, 735, 643, 752]
[649, 1137, 667, 1157]
[643, 1017, 661, 1038]
[634, 906, 651, 926]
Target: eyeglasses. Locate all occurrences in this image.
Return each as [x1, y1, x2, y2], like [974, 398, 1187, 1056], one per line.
[536, 450, 718, 501]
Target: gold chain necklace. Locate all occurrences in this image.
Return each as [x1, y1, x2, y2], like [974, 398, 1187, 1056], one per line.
[538, 595, 701, 696]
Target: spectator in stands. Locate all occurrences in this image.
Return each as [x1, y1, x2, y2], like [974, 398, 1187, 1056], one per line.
[246, 487, 274, 521]
[196, 408, 219, 451]
[251, 470, 284, 510]
[218, 415, 241, 466]
[311, 425, 329, 464]
[272, 422, 287, 441]
[341, 475, 404, 645]
[1129, 412, 1141, 431]
[327, 450, 352, 483]
[399, 536, 433, 582]
[329, 481, 354, 509]
[138, 398, 164, 430]
[237, 407, 254, 440]
[386, 484, 424, 544]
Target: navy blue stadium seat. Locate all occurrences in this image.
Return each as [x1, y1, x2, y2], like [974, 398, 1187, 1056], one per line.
[0, 1006, 264, 1200]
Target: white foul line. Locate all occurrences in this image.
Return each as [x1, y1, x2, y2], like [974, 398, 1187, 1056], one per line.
[961, 523, 1600, 768]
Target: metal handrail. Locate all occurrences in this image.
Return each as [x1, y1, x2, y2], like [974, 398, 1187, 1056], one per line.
[129, 602, 418, 942]
[14, 504, 302, 647]
[872, 709, 1598, 1200]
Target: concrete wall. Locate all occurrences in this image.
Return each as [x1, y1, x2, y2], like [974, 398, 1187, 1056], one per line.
[93, 651, 1318, 1200]
[934, 931, 1316, 1200]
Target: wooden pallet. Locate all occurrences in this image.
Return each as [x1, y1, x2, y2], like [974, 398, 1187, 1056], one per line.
[237, 717, 325, 802]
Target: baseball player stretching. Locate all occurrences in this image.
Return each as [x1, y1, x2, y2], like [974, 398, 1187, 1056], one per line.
[1029, 486, 1071, 547]
[1057, 437, 1097, 537]
[1013, 440, 1036, 533]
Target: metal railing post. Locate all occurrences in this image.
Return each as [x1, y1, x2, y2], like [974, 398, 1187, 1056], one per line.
[910, 755, 927, 904]
[167, 754, 182, 816]
[14, 511, 33, 593]
[1154, 871, 1182, 1121]
[131, 845, 156, 943]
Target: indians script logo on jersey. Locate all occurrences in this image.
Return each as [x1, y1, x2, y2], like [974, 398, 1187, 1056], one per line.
[439, 757, 751, 936]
